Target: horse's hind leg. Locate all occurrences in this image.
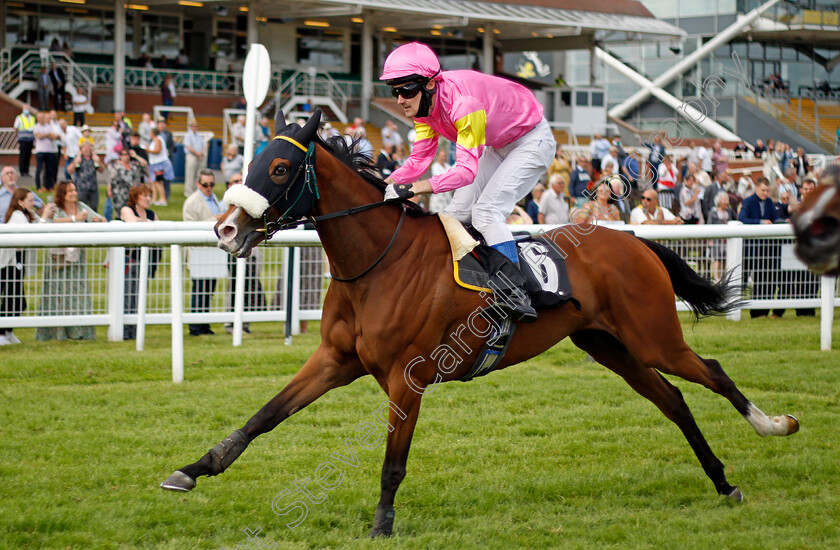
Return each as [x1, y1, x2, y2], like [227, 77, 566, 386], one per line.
[655, 353, 799, 438]
[571, 331, 742, 500]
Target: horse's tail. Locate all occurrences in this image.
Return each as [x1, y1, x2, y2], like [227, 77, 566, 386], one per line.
[637, 237, 744, 320]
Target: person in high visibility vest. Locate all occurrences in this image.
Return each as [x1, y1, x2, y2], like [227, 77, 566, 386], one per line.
[13, 106, 36, 177]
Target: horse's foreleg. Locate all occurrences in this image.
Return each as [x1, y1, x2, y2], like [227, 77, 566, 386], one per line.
[160, 347, 365, 492]
[370, 380, 423, 538]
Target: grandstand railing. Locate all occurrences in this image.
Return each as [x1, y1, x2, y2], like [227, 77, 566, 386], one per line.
[0, 127, 212, 156]
[0, 222, 836, 382]
[0, 50, 93, 111]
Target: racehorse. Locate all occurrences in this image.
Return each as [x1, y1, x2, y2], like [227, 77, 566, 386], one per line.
[793, 165, 840, 275]
[161, 110, 800, 537]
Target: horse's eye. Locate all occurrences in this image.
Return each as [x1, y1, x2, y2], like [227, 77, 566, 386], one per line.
[274, 165, 288, 177]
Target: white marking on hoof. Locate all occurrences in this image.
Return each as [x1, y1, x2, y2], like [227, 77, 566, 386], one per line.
[745, 403, 798, 437]
[724, 486, 743, 502]
[160, 471, 196, 492]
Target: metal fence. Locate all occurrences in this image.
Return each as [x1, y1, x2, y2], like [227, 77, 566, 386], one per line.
[0, 221, 836, 381]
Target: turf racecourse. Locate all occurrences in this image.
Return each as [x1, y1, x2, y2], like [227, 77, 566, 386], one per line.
[2, 313, 839, 549]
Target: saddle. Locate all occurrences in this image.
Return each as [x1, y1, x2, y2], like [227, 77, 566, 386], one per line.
[438, 214, 579, 382]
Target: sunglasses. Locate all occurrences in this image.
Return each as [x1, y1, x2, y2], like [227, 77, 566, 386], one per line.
[390, 82, 423, 100]
[199, 182, 215, 188]
[642, 197, 655, 202]
[230, 179, 242, 184]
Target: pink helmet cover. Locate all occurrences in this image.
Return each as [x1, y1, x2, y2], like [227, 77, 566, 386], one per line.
[380, 42, 441, 82]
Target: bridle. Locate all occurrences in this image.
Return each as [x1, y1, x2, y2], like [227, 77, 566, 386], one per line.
[252, 135, 409, 283]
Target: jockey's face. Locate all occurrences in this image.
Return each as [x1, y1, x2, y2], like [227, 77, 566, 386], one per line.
[394, 80, 435, 118]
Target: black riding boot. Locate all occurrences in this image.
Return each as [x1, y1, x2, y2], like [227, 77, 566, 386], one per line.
[481, 253, 537, 323]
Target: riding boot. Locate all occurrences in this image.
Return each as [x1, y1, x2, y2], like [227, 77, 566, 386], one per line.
[486, 241, 537, 324]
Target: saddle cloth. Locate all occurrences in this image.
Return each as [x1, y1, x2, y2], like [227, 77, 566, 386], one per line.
[438, 213, 575, 311]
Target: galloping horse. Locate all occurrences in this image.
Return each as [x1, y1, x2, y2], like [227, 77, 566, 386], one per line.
[161, 111, 799, 537]
[794, 165, 840, 275]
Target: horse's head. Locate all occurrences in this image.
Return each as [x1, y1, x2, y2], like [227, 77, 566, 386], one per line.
[793, 164, 840, 276]
[216, 110, 322, 257]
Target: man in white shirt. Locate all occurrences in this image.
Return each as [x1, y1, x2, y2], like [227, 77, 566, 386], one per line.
[630, 189, 684, 225]
[589, 133, 611, 173]
[695, 145, 712, 173]
[600, 147, 619, 176]
[231, 114, 247, 154]
[60, 119, 81, 180]
[183, 120, 205, 197]
[538, 173, 570, 224]
[72, 91, 88, 126]
[380, 120, 403, 150]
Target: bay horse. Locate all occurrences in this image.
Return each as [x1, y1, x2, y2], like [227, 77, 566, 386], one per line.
[161, 110, 799, 537]
[793, 165, 840, 275]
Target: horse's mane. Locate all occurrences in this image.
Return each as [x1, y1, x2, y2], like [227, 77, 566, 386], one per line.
[315, 133, 431, 217]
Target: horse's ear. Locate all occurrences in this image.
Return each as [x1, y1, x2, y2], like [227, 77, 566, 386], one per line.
[299, 110, 322, 144]
[274, 110, 287, 135]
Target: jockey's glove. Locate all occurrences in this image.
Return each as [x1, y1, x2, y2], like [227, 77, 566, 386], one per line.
[384, 183, 414, 201]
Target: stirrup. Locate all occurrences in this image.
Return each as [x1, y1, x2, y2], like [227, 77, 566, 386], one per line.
[494, 286, 537, 324]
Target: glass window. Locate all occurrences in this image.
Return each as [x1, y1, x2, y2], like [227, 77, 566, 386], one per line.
[140, 13, 181, 57]
[591, 92, 604, 107]
[576, 91, 589, 106]
[297, 28, 344, 68]
[560, 90, 572, 106]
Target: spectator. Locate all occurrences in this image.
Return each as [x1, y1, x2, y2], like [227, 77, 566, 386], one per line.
[589, 133, 610, 174]
[183, 120, 205, 197]
[686, 162, 711, 188]
[68, 142, 104, 212]
[778, 175, 798, 203]
[428, 149, 453, 213]
[538, 173, 570, 224]
[0, 188, 54, 345]
[351, 126, 373, 160]
[763, 141, 783, 190]
[695, 144, 712, 173]
[737, 171, 756, 199]
[230, 114, 247, 154]
[176, 50, 189, 69]
[223, 173, 265, 335]
[161, 74, 176, 120]
[569, 158, 591, 205]
[701, 171, 725, 222]
[78, 125, 94, 148]
[138, 113, 153, 148]
[120, 184, 160, 340]
[255, 116, 271, 156]
[738, 177, 780, 319]
[712, 141, 728, 174]
[644, 135, 666, 176]
[380, 120, 403, 150]
[183, 170, 226, 337]
[609, 177, 633, 222]
[72, 91, 88, 126]
[156, 119, 175, 201]
[221, 143, 244, 183]
[507, 204, 532, 225]
[679, 173, 703, 224]
[35, 181, 105, 342]
[753, 139, 766, 158]
[108, 148, 148, 215]
[775, 190, 797, 221]
[656, 155, 678, 211]
[600, 147, 619, 177]
[573, 181, 620, 224]
[525, 183, 543, 222]
[128, 132, 149, 165]
[62, 41, 74, 59]
[33, 111, 59, 192]
[48, 111, 63, 186]
[60, 119, 81, 180]
[547, 144, 571, 183]
[104, 120, 123, 164]
[146, 127, 174, 207]
[14, 106, 36, 177]
[621, 150, 641, 191]
[0, 166, 47, 222]
[791, 147, 809, 183]
[376, 143, 398, 179]
[37, 67, 51, 111]
[787, 178, 818, 316]
[49, 63, 67, 111]
[706, 191, 736, 282]
[630, 189, 683, 225]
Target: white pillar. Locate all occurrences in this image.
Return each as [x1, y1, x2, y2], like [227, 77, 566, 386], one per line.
[361, 16, 373, 122]
[114, 0, 126, 111]
[171, 244, 184, 383]
[232, 257, 246, 346]
[107, 247, 126, 341]
[725, 221, 743, 321]
[482, 28, 494, 74]
[820, 276, 836, 351]
[247, 0, 259, 46]
[137, 246, 149, 351]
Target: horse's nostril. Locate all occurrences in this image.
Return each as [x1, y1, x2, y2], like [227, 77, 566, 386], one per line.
[221, 224, 237, 240]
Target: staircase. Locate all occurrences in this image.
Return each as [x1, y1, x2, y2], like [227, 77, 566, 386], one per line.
[0, 49, 93, 114]
[742, 95, 839, 152]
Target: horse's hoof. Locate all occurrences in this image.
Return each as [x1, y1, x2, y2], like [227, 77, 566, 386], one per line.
[369, 527, 393, 538]
[785, 414, 800, 435]
[724, 486, 743, 502]
[160, 470, 196, 492]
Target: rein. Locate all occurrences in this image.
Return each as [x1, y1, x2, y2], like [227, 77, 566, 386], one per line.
[254, 136, 411, 283]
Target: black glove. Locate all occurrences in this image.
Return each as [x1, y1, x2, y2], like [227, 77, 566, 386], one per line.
[384, 183, 414, 201]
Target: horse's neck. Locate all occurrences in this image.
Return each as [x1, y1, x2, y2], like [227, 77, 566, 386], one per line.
[312, 150, 404, 281]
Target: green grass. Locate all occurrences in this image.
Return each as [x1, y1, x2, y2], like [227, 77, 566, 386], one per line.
[2, 314, 840, 549]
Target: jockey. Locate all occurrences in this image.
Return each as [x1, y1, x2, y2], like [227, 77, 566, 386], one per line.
[381, 42, 555, 323]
